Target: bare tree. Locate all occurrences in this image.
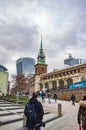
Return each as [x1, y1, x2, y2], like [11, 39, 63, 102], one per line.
[11, 74, 29, 95]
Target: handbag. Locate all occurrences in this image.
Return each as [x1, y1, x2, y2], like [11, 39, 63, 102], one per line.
[79, 124, 82, 130]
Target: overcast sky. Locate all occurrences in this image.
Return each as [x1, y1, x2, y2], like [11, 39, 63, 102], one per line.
[0, 0, 86, 78]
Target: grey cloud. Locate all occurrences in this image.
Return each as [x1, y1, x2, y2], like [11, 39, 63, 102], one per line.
[0, 18, 39, 65]
[69, 0, 86, 11]
[0, 0, 34, 7]
[0, 20, 39, 48]
[46, 27, 77, 58]
[0, 0, 86, 74]
[0, 46, 12, 65]
[78, 14, 86, 32]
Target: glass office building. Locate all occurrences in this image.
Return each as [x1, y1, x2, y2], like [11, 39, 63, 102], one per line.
[16, 57, 35, 76]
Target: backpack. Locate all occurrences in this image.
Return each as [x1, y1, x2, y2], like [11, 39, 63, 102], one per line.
[24, 102, 38, 122]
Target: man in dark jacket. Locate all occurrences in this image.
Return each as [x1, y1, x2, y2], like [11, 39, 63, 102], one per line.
[78, 95, 86, 130]
[71, 94, 76, 105]
[25, 92, 44, 130]
[53, 93, 57, 103]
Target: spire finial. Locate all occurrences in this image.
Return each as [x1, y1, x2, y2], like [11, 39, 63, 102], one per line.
[37, 34, 46, 64]
[40, 34, 43, 50]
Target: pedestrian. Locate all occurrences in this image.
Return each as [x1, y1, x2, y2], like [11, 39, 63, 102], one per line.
[53, 93, 57, 103]
[47, 93, 51, 103]
[40, 91, 45, 103]
[0, 90, 2, 99]
[71, 94, 76, 105]
[78, 95, 86, 130]
[25, 92, 44, 130]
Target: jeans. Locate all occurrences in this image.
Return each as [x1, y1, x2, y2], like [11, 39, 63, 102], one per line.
[28, 126, 41, 130]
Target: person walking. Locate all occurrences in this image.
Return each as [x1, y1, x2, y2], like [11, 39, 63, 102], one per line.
[47, 93, 51, 103]
[78, 95, 86, 130]
[53, 93, 57, 103]
[0, 90, 2, 99]
[71, 94, 76, 105]
[39, 90, 45, 103]
[24, 92, 44, 130]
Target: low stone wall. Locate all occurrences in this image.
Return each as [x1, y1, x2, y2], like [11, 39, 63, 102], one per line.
[49, 88, 86, 102]
[57, 88, 86, 102]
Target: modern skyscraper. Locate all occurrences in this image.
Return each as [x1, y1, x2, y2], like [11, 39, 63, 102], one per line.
[64, 54, 85, 67]
[16, 57, 35, 76]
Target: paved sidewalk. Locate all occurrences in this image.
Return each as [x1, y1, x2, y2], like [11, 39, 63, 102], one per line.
[0, 98, 80, 130]
[41, 98, 79, 130]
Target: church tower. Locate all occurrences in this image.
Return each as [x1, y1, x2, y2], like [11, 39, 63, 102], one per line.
[35, 36, 48, 92]
[35, 36, 47, 75]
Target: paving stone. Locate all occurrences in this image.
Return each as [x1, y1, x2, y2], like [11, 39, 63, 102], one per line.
[0, 98, 79, 130]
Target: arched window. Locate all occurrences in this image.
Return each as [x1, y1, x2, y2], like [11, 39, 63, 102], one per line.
[59, 80, 64, 89]
[39, 83, 43, 90]
[52, 81, 57, 91]
[45, 82, 49, 92]
[67, 78, 73, 86]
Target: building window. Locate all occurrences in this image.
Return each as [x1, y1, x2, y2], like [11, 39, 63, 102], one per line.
[36, 68, 37, 73]
[42, 67, 44, 71]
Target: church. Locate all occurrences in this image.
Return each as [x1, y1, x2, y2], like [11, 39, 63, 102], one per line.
[34, 37, 86, 101]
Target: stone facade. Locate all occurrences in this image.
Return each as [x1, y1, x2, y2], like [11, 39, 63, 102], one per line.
[35, 64, 47, 75]
[35, 64, 48, 92]
[34, 63, 86, 101]
[38, 63, 86, 91]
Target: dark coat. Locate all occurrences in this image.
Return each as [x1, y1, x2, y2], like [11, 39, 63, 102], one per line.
[71, 94, 75, 101]
[25, 97, 44, 127]
[78, 100, 86, 129]
[53, 94, 57, 100]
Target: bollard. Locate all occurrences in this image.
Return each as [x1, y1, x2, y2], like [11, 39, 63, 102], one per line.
[58, 103, 62, 116]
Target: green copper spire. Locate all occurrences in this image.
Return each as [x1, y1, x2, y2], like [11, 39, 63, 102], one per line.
[37, 35, 46, 64]
[40, 35, 43, 50]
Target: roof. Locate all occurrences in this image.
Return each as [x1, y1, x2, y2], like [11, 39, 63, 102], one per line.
[0, 65, 8, 71]
[40, 62, 86, 77]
